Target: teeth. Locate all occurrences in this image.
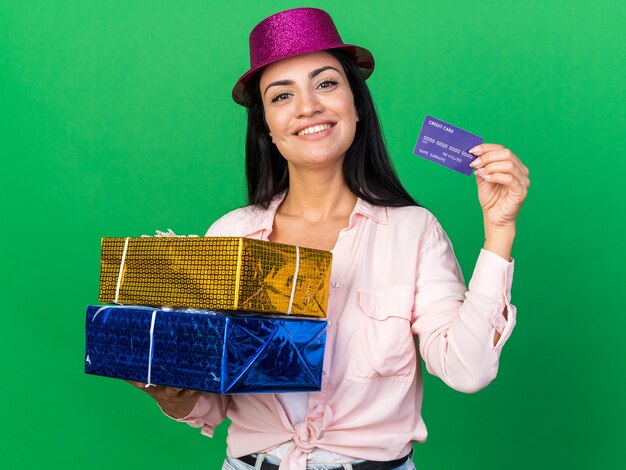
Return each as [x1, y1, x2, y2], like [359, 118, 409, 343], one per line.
[297, 123, 332, 136]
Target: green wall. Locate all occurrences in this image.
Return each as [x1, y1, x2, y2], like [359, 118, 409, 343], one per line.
[2, 0, 624, 468]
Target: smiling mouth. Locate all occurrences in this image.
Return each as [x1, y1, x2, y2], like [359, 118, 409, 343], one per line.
[296, 123, 334, 136]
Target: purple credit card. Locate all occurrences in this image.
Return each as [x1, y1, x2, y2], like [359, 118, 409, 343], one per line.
[413, 115, 483, 175]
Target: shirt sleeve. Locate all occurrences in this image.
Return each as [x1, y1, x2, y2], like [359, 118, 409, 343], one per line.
[410, 218, 516, 393]
[160, 393, 231, 437]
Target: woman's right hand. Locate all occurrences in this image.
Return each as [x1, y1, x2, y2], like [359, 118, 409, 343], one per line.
[127, 380, 201, 419]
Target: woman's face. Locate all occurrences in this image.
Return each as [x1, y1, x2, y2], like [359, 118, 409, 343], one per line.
[259, 51, 358, 171]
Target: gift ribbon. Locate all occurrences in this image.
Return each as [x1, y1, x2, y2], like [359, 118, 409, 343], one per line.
[233, 238, 244, 310]
[114, 237, 131, 304]
[90, 305, 158, 388]
[91, 303, 151, 321]
[287, 246, 300, 315]
[145, 309, 157, 388]
[233, 240, 301, 314]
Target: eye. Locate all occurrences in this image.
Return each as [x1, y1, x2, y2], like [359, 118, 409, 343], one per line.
[271, 92, 291, 103]
[318, 80, 338, 89]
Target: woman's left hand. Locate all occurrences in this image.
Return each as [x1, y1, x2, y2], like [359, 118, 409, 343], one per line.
[469, 144, 530, 230]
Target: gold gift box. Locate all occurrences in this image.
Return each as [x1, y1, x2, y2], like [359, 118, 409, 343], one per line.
[99, 237, 331, 317]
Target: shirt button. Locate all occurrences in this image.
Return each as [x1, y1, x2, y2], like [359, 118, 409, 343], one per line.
[331, 280, 340, 288]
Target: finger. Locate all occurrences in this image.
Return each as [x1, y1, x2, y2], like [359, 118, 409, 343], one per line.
[470, 148, 524, 170]
[474, 161, 528, 185]
[469, 143, 505, 155]
[171, 387, 199, 398]
[520, 162, 530, 177]
[150, 386, 177, 399]
[476, 164, 530, 189]
[125, 380, 197, 399]
[126, 379, 148, 389]
[471, 148, 517, 164]
[475, 160, 527, 181]
[468, 143, 504, 156]
[477, 172, 529, 197]
[152, 386, 195, 400]
[126, 380, 167, 395]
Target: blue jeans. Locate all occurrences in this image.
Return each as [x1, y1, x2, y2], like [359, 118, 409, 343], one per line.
[222, 452, 416, 470]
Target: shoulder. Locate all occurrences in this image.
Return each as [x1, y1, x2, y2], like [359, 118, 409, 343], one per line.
[205, 205, 270, 237]
[385, 205, 439, 234]
[385, 206, 455, 257]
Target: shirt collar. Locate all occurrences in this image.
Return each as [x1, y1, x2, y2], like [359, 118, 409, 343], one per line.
[245, 191, 388, 238]
[241, 192, 286, 238]
[352, 198, 388, 225]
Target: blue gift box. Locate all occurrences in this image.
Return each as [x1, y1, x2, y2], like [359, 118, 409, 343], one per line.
[84, 305, 327, 394]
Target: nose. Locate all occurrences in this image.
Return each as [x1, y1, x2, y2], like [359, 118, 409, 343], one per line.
[295, 89, 324, 118]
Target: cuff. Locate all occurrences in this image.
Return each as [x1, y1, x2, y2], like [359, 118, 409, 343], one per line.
[468, 249, 514, 299]
[468, 249, 517, 349]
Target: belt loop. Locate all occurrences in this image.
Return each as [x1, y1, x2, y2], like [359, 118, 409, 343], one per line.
[343, 464, 353, 470]
[254, 454, 263, 470]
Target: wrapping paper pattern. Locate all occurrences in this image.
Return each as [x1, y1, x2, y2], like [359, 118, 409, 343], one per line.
[84, 305, 327, 394]
[99, 237, 331, 317]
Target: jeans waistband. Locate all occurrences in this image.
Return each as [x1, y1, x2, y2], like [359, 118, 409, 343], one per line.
[237, 450, 413, 470]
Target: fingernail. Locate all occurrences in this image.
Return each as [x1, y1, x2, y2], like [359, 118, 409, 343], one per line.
[481, 173, 492, 181]
[469, 145, 482, 154]
[470, 158, 482, 168]
[474, 167, 484, 175]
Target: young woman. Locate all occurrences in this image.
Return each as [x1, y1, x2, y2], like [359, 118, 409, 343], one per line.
[129, 8, 530, 470]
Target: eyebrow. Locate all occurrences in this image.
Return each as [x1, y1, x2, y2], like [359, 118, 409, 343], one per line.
[263, 66, 341, 97]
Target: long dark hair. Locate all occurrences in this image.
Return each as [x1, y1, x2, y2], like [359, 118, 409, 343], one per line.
[244, 48, 418, 209]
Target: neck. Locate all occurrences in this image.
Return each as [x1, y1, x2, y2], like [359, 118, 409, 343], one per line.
[280, 164, 357, 223]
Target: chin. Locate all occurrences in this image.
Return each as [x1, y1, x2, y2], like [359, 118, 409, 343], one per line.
[304, 149, 346, 166]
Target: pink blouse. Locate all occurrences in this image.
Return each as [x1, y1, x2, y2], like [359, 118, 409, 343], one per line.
[170, 193, 516, 469]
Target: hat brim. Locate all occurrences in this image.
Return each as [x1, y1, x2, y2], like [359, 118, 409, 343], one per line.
[231, 45, 374, 107]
